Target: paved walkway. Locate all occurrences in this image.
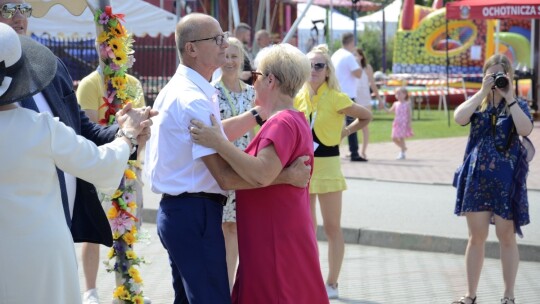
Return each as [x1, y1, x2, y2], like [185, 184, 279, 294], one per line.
[79, 124, 540, 303]
[76, 224, 540, 304]
[327, 122, 540, 261]
[339, 122, 540, 190]
[141, 122, 540, 259]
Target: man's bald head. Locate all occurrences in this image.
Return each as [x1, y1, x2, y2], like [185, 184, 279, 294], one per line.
[176, 13, 218, 58]
[174, 13, 228, 79]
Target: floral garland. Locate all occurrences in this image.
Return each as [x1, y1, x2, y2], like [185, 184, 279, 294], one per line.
[94, 6, 147, 304]
[94, 6, 137, 125]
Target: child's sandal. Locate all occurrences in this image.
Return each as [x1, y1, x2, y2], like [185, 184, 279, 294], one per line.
[452, 296, 476, 304]
[501, 297, 516, 304]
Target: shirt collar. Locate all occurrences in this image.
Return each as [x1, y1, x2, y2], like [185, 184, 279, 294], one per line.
[176, 64, 217, 100]
[315, 82, 329, 96]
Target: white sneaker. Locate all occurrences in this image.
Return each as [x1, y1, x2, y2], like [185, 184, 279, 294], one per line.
[82, 289, 99, 304]
[396, 152, 406, 160]
[326, 284, 339, 299]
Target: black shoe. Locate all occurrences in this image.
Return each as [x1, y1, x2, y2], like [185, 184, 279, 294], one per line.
[351, 155, 368, 162]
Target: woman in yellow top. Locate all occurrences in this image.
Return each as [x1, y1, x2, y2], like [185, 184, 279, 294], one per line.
[294, 44, 372, 300]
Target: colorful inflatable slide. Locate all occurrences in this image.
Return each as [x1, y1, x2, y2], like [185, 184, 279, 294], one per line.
[392, 0, 532, 97]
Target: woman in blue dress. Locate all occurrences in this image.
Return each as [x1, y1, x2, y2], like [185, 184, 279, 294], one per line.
[452, 54, 534, 304]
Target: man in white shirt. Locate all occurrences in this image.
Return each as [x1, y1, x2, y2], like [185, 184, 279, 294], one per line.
[331, 32, 365, 161]
[145, 13, 309, 303]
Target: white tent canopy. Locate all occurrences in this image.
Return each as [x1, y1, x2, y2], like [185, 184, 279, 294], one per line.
[28, 0, 177, 38]
[297, 3, 357, 53]
[356, 0, 401, 39]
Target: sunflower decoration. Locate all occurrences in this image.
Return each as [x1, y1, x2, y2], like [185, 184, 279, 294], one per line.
[94, 6, 147, 304]
[94, 6, 137, 126]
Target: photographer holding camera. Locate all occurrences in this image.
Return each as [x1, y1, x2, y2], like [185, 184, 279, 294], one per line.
[451, 54, 534, 304]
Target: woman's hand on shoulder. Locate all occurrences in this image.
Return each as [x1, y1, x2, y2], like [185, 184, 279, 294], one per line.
[190, 114, 226, 149]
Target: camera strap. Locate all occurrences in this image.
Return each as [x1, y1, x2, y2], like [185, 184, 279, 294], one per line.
[490, 97, 515, 153]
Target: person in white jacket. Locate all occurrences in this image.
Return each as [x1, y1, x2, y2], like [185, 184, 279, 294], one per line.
[0, 23, 151, 304]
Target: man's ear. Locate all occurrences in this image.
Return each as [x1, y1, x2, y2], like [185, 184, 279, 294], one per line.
[186, 42, 197, 58]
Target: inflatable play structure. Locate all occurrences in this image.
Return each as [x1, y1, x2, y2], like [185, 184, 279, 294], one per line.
[390, 0, 533, 102]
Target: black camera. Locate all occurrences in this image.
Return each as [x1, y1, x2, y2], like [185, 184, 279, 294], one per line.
[492, 72, 509, 88]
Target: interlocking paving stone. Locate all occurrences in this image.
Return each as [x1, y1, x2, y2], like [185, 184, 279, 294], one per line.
[76, 223, 540, 303]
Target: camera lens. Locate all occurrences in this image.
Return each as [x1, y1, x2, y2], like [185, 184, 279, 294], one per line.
[493, 73, 509, 88]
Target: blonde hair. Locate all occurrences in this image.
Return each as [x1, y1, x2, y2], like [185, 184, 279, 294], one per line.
[225, 37, 245, 76]
[480, 54, 515, 112]
[396, 86, 409, 100]
[257, 44, 311, 98]
[307, 44, 340, 91]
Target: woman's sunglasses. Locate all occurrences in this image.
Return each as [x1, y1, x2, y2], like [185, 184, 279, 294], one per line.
[251, 71, 264, 84]
[311, 63, 326, 71]
[251, 71, 281, 84]
[1, 3, 32, 19]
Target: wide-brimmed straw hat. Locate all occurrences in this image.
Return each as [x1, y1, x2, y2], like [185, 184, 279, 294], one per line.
[0, 23, 57, 106]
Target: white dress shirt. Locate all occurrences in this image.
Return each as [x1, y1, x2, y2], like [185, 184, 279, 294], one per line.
[331, 48, 361, 99]
[145, 64, 227, 196]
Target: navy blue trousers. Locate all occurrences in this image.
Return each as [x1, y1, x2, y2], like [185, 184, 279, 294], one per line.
[346, 115, 359, 157]
[157, 196, 230, 304]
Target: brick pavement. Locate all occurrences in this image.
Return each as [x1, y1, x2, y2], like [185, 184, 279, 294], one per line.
[77, 223, 540, 303]
[339, 121, 540, 190]
[115, 122, 540, 303]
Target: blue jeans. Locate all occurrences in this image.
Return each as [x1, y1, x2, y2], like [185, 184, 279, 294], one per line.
[346, 115, 359, 157]
[157, 196, 231, 304]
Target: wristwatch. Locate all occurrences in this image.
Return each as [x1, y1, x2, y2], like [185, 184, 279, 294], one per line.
[250, 109, 265, 126]
[115, 128, 138, 154]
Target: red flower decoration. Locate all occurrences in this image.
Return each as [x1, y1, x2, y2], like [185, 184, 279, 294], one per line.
[105, 6, 126, 22]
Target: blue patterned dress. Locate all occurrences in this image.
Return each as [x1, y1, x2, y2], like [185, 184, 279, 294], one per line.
[454, 99, 532, 236]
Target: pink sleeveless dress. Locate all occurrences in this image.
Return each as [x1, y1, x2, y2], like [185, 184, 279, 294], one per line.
[391, 100, 414, 139]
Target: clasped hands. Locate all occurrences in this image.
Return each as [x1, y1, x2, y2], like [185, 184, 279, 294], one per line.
[116, 103, 159, 143]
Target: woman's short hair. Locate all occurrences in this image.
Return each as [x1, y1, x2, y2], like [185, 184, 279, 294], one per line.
[307, 44, 340, 91]
[257, 44, 311, 98]
[226, 37, 245, 75]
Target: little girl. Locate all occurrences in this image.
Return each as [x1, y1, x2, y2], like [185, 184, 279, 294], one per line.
[386, 87, 414, 159]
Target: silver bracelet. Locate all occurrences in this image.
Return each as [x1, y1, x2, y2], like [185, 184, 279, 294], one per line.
[115, 129, 137, 154]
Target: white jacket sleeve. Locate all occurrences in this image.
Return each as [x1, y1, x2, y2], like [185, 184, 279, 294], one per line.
[47, 115, 130, 195]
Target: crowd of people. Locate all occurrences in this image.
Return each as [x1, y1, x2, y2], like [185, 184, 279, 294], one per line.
[0, 1, 534, 304]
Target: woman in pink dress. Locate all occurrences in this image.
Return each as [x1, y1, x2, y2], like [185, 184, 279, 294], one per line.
[386, 86, 414, 159]
[190, 44, 328, 304]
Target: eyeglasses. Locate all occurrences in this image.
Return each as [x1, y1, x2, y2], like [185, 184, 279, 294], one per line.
[189, 32, 229, 46]
[251, 71, 264, 84]
[311, 62, 326, 71]
[251, 71, 281, 84]
[1, 3, 32, 19]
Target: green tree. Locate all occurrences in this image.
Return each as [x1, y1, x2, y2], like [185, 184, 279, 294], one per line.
[357, 26, 394, 73]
